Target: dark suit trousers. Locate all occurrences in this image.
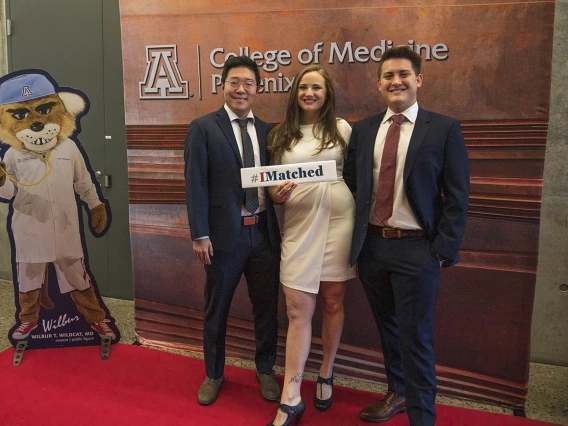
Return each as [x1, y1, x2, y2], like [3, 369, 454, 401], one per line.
[202, 218, 280, 380]
[358, 231, 440, 426]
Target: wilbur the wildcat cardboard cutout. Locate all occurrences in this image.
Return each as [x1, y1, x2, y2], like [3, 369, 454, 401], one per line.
[0, 70, 120, 348]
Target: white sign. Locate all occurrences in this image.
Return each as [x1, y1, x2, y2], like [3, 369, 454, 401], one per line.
[241, 160, 337, 188]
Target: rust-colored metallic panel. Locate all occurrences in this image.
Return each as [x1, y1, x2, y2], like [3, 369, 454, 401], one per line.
[120, 2, 554, 124]
[119, 0, 553, 17]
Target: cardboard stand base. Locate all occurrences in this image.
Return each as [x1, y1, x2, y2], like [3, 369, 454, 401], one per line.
[11, 338, 112, 365]
[12, 340, 28, 366]
[100, 336, 112, 360]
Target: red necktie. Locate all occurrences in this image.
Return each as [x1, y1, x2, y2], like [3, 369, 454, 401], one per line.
[374, 114, 405, 223]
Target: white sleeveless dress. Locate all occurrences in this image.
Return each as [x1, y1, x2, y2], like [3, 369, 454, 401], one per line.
[279, 119, 356, 293]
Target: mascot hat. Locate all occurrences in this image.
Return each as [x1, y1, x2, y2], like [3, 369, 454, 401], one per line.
[0, 73, 56, 106]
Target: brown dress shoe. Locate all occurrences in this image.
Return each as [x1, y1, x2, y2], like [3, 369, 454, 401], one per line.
[359, 391, 406, 423]
[256, 370, 280, 402]
[197, 376, 224, 405]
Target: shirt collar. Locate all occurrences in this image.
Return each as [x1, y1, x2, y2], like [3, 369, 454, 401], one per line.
[224, 104, 255, 124]
[382, 102, 419, 125]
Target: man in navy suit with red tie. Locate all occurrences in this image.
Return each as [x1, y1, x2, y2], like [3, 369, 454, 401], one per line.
[184, 56, 281, 406]
[344, 46, 470, 425]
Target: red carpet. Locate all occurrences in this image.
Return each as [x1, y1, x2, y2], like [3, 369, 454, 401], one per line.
[0, 344, 559, 426]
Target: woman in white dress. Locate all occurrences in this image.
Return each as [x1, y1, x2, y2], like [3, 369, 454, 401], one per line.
[267, 65, 356, 426]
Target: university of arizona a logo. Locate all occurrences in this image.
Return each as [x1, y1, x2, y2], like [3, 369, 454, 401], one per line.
[139, 45, 189, 99]
[21, 85, 33, 97]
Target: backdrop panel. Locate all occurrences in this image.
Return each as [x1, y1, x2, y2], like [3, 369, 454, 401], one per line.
[119, 0, 554, 407]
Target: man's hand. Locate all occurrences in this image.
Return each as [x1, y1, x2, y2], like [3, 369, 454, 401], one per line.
[0, 161, 7, 187]
[193, 238, 214, 265]
[90, 203, 108, 235]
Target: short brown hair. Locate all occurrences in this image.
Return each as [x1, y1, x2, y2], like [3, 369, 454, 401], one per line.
[378, 46, 422, 78]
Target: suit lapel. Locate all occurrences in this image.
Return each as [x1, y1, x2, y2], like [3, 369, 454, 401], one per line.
[403, 107, 431, 184]
[216, 107, 243, 167]
[254, 118, 267, 166]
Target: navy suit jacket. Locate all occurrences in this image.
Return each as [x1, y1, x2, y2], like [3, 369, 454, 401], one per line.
[184, 107, 280, 252]
[344, 107, 470, 267]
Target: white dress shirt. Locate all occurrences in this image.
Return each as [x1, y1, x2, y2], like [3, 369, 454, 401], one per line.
[224, 104, 265, 216]
[369, 102, 422, 230]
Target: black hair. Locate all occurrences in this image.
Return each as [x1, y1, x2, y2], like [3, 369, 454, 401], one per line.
[221, 56, 261, 86]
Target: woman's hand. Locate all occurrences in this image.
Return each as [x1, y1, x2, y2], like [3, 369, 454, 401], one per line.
[268, 180, 298, 203]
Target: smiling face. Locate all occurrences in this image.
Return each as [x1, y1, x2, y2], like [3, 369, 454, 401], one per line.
[0, 94, 75, 152]
[377, 58, 423, 113]
[222, 66, 258, 119]
[297, 71, 327, 123]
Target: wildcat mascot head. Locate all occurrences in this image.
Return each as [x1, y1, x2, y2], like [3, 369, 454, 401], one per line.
[0, 72, 86, 153]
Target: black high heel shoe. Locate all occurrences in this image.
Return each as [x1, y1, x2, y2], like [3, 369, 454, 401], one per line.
[267, 398, 306, 426]
[314, 375, 333, 412]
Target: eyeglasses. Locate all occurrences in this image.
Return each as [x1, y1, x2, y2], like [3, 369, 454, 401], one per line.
[225, 79, 257, 90]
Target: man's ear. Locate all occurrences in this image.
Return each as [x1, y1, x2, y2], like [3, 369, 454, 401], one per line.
[58, 92, 86, 116]
[416, 73, 423, 88]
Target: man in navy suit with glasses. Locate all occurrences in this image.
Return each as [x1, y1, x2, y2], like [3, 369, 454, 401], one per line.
[184, 55, 281, 406]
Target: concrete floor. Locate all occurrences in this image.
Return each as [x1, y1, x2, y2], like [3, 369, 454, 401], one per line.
[0, 279, 566, 425]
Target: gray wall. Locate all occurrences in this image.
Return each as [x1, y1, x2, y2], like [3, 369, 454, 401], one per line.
[530, 0, 568, 366]
[0, 1, 567, 364]
[0, 1, 12, 282]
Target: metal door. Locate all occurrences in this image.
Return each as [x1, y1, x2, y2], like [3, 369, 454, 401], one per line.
[5, 0, 132, 298]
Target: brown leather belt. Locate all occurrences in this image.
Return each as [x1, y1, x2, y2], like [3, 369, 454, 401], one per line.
[242, 212, 266, 226]
[369, 224, 424, 239]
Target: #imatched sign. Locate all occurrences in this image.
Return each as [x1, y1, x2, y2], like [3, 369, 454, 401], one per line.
[241, 160, 337, 188]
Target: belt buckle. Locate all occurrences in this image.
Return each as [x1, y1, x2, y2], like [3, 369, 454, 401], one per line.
[243, 215, 257, 226]
[382, 227, 395, 238]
